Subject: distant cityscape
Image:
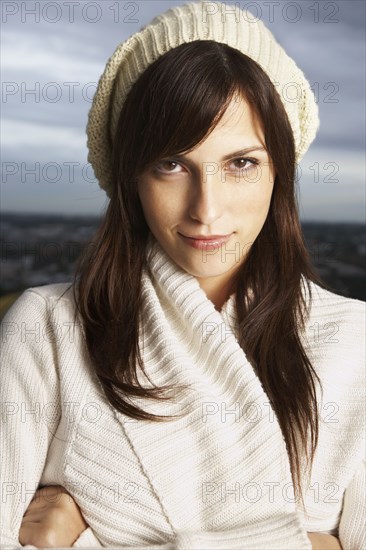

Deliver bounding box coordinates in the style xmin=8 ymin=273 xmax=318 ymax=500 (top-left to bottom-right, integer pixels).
xmin=0 ymin=213 xmax=365 ymax=319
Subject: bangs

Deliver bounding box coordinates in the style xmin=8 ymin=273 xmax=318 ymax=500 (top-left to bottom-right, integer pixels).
xmin=129 ymin=41 xmax=246 ymax=176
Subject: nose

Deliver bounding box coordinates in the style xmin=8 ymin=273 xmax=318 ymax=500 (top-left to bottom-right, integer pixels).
xmin=188 ymin=173 xmax=224 ymax=225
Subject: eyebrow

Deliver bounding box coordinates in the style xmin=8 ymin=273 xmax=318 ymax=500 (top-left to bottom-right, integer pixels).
xmin=173 ymin=146 xmax=266 ymax=162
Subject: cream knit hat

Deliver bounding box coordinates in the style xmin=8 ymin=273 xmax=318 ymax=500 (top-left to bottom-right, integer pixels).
xmin=87 ymin=0 xmax=319 ymax=198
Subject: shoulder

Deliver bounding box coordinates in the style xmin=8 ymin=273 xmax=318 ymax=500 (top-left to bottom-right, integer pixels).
xmin=302 ymin=276 xmax=365 ymax=315
xmin=25 ymin=281 xmax=75 ymax=303
xmin=0 ymin=281 xmax=93 ymax=400
xmin=0 ymin=282 xmax=80 ymax=350
xmin=300 ymin=278 xmax=365 ymax=386
xmin=302 ymin=282 xmax=366 ymax=465
xmin=1 ymin=282 xmax=76 ymax=321
xmin=302 ymin=277 xmax=365 ymax=335
xmin=0 ymin=284 xmax=77 ymax=396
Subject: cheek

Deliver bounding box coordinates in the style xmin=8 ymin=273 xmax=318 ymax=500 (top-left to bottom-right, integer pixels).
xmin=138 ymin=185 xmax=182 ymax=228
xmin=139 ymin=191 xmax=160 ymax=228
xmin=232 ymin=171 xmax=274 ymax=225
xmin=235 ymin=182 xmax=273 ymax=214
xmin=254 ymin=168 xmax=275 ymax=210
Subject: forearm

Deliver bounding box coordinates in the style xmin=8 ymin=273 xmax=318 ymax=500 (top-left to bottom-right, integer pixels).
xmin=307 ymin=532 xmax=342 ymax=549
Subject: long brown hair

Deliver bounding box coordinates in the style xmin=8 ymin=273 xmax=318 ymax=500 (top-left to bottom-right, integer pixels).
xmin=65 ymin=41 xmax=332 ymax=504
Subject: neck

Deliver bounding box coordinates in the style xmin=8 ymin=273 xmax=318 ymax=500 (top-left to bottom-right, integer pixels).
xmin=196 ymin=272 xmax=237 ymax=312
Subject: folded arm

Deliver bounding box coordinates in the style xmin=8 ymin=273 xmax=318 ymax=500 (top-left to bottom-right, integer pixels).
xmin=20 ymin=488 xmax=343 ymax=550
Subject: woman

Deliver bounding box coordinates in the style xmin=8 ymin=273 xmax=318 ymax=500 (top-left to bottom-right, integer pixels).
xmin=1 ymin=1 xmax=364 ymax=549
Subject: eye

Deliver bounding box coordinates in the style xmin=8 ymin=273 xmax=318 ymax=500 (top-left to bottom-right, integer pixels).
xmin=153 ymin=157 xmax=259 ymax=176
xmin=227 ymin=157 xmax=259 ymax=172
xmin=154 ymin=160 xmax=184 ymax=175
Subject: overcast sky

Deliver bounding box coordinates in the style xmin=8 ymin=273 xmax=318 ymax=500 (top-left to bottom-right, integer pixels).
xmin=2 ymin=0 xmax=365 ymax=221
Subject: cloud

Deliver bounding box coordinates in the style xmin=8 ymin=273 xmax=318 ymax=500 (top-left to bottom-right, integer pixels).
xmin=297 ymin=146 xmax=365 ymax=222
xmin=1 ymin=0 xmax=364 ymax=219
xmin=2 ymin=29 xmax=102 ymax=82
xmin=2 ymin=118 xmax=86 ymax=157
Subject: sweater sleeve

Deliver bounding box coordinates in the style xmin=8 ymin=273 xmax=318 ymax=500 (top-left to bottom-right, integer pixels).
xmin=338 ymin=457 xmax=366 ymax=550
xmin=17 ymin=514 xmax=311 ymax=549
xmin=70 ymin=512 xmax=311 ymax=549
xmin=0 ymin=289 xmax=62 ymax=548
xmin=173 ymin=513 xmax=312 ymax=549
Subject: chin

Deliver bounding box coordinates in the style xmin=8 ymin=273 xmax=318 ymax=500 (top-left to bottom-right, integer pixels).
xmin=180 ymin=257 xmax=237 ymax=278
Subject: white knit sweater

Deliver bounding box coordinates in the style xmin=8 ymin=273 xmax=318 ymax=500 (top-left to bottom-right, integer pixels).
xmin=1 ymin=238 xmax=365 ymax=550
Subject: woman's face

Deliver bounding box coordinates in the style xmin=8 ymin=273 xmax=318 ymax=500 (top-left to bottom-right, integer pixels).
xmin=137 ymin=95 xmax=276 ymax=301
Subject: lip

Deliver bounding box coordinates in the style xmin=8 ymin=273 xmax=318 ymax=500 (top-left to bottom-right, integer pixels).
xmin=181 ymin=233 xmax=231 ymax=240
xmin=178 ymin=232 xmax=232 ymax=250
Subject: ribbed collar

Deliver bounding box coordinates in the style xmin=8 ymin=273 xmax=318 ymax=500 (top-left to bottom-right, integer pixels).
xmin=143 ymin=235 xmax=314 ymax=341
xmin=144 ymin=234 xmax=238 ymax=339
xmin=111 ymin=234 xmax=297 ymax=532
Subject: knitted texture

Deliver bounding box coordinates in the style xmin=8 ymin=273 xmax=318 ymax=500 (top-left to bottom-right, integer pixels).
xmin=1 ymin=237 xmax=365 ymax=549
xmin=86 ymin=0 xmax=320 ymax=198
